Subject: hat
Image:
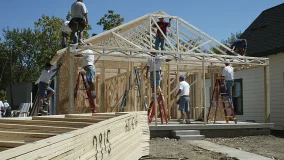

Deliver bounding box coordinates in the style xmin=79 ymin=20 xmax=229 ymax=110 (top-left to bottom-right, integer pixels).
xmin=179 ymin=75 xmax=186 ymax=80
xmin=45 ymin=63 xmax=53 ymax=67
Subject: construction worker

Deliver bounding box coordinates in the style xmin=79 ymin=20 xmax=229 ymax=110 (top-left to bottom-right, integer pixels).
xmin=38 ymin=63 xmax=59 ymax=113
xmin=62 ymin=21 xmax=77 ymax=48
xmin=152 ymin=17 xmax=171 ymax=51
xmin=75 ymin=43 xmax=96 ymax=98
xmin=3 ymin=100 xmax=9 ymax=117
xmin=175 ymin=75 xmax=191 ymax=124
xmin=222 ymin=63 xmax=234 ymax=104
xmin=69 ymin=0 xmax=89 ymax=45
xmin=0 ymin=100 xmax=4 ymax=118
xmin=230 ymin=39 xmax=247 ymax=56
xmin=146 ymin=52 xmax=171 ymax=98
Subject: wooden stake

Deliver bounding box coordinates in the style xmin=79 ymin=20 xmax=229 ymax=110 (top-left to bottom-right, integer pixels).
xmin=202 ymin=59 xmax=207 ymax=124
xmin=68 ymin=47 xmax=74 ymax=114
xmin=167 ymin=64 xmax=171 ymax=120
xmin=264 ymin=65 xmax=270 ymax=123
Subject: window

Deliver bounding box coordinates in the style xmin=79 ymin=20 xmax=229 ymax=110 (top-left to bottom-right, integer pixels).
xmin=232 ymin=78 xmax=243 ymax=115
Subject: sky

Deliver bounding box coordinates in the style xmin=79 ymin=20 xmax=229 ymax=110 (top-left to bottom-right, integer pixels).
xmin=0 ymin=0 xmax=283 ymax=41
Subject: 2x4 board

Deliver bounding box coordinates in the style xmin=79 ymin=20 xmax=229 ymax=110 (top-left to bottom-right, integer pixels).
xmin=0 ymin=112 xmax=149 ymax=160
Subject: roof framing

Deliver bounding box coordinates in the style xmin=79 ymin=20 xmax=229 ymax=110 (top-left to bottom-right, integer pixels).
xmin=62 ymin=10 xmax=269 ymax=67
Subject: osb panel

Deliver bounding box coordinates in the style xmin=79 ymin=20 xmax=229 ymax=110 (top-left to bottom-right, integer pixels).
xmin=57 ymin=55 xmax=81 ymax=114
xmin=105 ymin=72 xmax=127 ymax=112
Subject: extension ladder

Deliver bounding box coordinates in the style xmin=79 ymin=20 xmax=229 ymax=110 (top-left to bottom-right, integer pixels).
xmin=148 ymin=91 xmax=168 ymax=124
xmin=120 ymin=67 xmax=147 ymax=112
xmin=74 ymin=71 xmax=96 ymax=113
xmin=207 ymin=77 xmax=237 ymax=124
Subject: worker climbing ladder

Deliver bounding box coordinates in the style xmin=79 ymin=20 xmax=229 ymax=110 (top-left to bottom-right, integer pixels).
xmin=148 ymin=91 xmax=168 ymax=124
xmin=74 ymin=71 xmax=96 ymax=113
xmin=207 ymin=76 xmax=237 ymax=124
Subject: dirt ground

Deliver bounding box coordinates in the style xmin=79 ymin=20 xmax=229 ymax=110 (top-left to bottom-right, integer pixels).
xmin=140 ymin=138 xmax=238 ymax=160
xmin=206 ymin=135 xmax=284 ymax=160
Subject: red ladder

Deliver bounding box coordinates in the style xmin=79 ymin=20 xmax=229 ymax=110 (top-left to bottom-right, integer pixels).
xmin=207 ymin=77 xmax=237 ymax=124
xmin=148 ymin=92 xmax=168 ymax=124
xmin=74 ymin=71 xmax=96 ymax=113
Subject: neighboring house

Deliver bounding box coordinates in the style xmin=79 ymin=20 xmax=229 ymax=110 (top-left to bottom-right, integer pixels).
xmin=210 ymin=3 xmax=284 ymax=130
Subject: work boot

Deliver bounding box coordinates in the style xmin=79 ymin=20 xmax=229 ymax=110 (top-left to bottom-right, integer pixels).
xmin=78 ymin=39 xmax=85 ymax=46
xmin=91 ymin=91 xmax=96 ymax=99
xmin=179 ymin=119 xmax=186 ymax=124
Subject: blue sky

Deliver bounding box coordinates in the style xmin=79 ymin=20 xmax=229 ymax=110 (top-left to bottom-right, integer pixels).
xmin=0 ymin=0 xmax=283 ymax=41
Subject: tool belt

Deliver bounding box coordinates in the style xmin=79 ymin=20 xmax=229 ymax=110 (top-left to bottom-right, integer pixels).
xmin=68 ymin=18 xmax=86 ymax=31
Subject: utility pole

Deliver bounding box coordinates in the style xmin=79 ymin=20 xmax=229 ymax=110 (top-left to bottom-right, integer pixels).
xmin=10 ymin=49 xmax=14 ymax=109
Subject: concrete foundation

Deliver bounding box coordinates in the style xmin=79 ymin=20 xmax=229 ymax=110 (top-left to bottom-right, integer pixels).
xmin=150 ymin=121 xmax=273 ymax=138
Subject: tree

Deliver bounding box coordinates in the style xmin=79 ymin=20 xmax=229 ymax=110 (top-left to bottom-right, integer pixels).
xmin=97 ymin=10 xmax=124 ymax=31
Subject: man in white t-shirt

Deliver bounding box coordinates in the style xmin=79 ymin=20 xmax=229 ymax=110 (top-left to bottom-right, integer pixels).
xmin=222 ymin=63 xmax=234 ymax=103
xmin=75 ymin=43 xmax=96 ymax=98
xmin=0 ymin=101 xmax=4 ymax=118
xmin=62 ymin=21 xmax=77 ymax=48
xmin=146 ymin=52 xmax=171 ymax=97
xmin=175 ymin=75 xmax=191 ymax=124
xmin=69 ymin=0 xmax=89 ymax=45
xmin=38 ymin=63 xmax=59 ymax=113
xmin=3 ymin=100 xmax=9 ymax=116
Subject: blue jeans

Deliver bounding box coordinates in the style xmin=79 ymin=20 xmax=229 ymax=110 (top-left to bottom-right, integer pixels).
xmin=39 ymin=82 xmax=54 ymax=98
xmin=179 ymin=96 xmax=190 ymax=112
xmin=62 ymin=31 xmax=77 ymax=48
xmin=84 ymin=65 xmax=96 ymax=83
xmin=155 ymin=36 xmax=165 ymax=50
xmin=150 ymin=71 xmax=161 ymax=87
xmin=225 ymin=80 xmax=234 ymax=103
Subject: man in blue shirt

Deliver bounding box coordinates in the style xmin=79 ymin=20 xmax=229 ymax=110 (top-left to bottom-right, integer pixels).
xmin=231 ymin=39 xmax=247 ymax=56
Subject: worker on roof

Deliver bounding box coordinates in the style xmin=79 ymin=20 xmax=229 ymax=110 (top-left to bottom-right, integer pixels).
xmin=230 ymin=39 xmax=247 ymax=56
xmin=175 ymin=75 xmax=191 ymax=124
xmin=69 ymin=0 xmax=89 ymax=46
xmin=146 ymin=52 xmax=171 ymax=98
xmin=62 ymin=21 xmax=78 ymax=48
xmin=152 ymin=17 xmax=171 ymax=52
xmin=75 ymin=43 xmax=96 ymax=98
xmin=38 ymin=63 xmax=59 ymax=114
xmin=222 ymin=63 xmax=234 ymax=104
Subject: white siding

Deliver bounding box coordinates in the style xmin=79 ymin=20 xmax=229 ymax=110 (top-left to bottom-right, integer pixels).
xmin=269 ymin=53 xmax=284 ymax=130
xmin=236 ymin=53 xmax=284 ymax=130
xmin=235 ymin=68 xmax=265 ymax=123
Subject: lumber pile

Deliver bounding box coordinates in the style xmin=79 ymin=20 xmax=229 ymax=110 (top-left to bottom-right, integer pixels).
xmin=0 ymin=111 xmax=150 ymax=160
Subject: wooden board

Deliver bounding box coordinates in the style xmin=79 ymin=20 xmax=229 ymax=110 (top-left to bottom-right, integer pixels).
xmin=0 ymin=112 xmax=149 ymax=160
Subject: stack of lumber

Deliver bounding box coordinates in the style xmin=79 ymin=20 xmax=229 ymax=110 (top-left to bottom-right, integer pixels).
xmin=0 ymin=111 xmax=150 ymax=160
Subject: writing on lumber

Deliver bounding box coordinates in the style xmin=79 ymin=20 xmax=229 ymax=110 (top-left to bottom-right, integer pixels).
xmin=125 ymin=115 xmax=138 ymax=132
xmin=93 ymin=129 xmax=111 ymax=159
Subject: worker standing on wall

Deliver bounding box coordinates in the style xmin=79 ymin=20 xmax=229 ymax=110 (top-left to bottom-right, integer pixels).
xmin=152 ymin=17 xmax=171 ymax=51
xmin=75 ymin=43 xmax=96 ymax=98
xmin=222 ymin=63 xmax=234 ymax=104
xmin=69 ymin=0 xmax=89 ymax=45
xmin=175 ymin=75 xmax=191 ymax=124
xmin=61 ymin=21 xmax=78 ymax=48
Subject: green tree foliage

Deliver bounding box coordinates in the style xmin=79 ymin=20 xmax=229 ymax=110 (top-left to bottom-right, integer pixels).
xmin=97 ymin=10 xmax=124 ymax=31
xmin=211 ymin=31 xmax=242 ymax=54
